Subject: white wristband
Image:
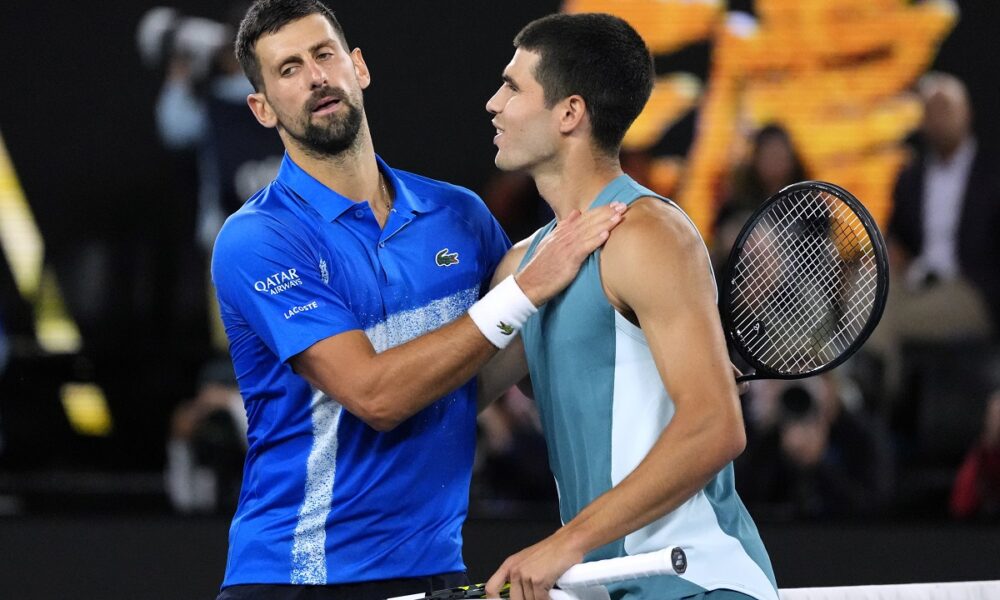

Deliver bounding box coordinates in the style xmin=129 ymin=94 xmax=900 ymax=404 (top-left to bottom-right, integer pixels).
xmin=468 ymin=275 xmax=538 ymax=349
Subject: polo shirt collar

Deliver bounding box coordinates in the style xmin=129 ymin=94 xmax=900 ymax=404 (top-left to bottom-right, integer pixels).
xmin=276 ymin=152 xmax=433 ymax=221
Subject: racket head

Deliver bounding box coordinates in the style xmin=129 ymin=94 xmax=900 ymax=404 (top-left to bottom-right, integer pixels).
xmin=719 ymin=180 xmax=889 ymax=380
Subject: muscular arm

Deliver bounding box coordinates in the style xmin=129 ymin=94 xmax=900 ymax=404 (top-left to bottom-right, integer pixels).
xmin=561 ymin=198 xmax=746 ymax=545
xmin=294 ymin=317 xmax=497 ymax=431
xmin=487 ymin=198 xmax=746 ymax=598
xmin=293 ymin=207 xmax=622 ymax=431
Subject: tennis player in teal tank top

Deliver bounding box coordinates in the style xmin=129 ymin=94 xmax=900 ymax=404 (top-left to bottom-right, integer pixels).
xmin=477 ymin=13 xmax=778 ymax=600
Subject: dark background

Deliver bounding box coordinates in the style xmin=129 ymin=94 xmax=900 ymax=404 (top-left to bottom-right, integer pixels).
xmin=0 ymin=0 xmax=569 ymax=471
xmin=1 ymin=1 xmax=999 ymax=596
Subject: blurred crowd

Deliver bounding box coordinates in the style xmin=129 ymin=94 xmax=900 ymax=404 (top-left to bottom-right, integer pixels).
xmin=0 ymin=8 xmax=998 ymax=526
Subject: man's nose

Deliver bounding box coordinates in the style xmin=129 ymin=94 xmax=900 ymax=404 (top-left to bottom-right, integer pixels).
xmin=485 ymin=88 xmax=502 ymax=115
xmin=307 ymin=60 xmax=327 ymax=88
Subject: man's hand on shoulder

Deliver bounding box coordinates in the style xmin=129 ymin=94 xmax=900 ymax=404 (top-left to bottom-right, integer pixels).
xmin=515 ymin=202 xmax=627 ymax=305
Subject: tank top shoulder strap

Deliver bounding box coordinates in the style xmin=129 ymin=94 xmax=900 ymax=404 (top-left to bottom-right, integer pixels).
xmin=519 ymin=175 xmax=677 ymax=269
xmin=596 ymin=174 xmax=674 ymax=208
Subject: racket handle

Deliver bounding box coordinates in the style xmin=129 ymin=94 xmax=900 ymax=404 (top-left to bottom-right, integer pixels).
xmin=556 ymin=546 xmax=681 ymax=589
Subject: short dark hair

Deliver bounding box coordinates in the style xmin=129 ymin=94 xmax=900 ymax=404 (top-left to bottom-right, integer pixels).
xmin=235 ymin=0 xmax=348 ymax=91
xmin=514 ymin=13 xmax=653 ymax=155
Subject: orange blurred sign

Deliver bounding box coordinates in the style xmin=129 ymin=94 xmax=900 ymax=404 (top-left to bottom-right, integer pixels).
xmin=564 ymin=0 xmax=957 ymax=236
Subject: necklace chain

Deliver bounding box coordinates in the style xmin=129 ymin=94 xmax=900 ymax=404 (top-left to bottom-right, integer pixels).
xmin=379 ymin=173 xmax=392 ymax=211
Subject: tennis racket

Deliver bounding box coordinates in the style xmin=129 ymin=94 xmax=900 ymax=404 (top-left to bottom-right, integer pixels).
xmin=386 ymin=546 xmax=686 ymax=599
xmin=720 ymin=180 xmax=888 ymax=382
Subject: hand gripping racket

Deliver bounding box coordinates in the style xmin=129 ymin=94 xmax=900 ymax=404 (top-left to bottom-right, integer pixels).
xmin=386 ymin=546 xmax=688 ymax=599
xmin=720 ymin=181 xmax=888 ymax=382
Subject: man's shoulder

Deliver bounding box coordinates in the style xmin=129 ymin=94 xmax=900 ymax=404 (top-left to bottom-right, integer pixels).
xmin=617 ymin=196 xmax=697 ymax=244
xmin=394 ymin=168 xmax=476 ymax=198
xmin=393 ymin=168 xmax=490 ymax=216
xmin=602 ymin=197 xmax=705 ymax=274
xmin=224 ymin=183 xmax=305 ymax=232
xmin=216 ymin=204 xmax=282 ymax=248
xmin=214 ymin=187 xmax=307 ymax=259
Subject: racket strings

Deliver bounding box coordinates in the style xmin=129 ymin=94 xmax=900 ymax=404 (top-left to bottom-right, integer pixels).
xmin=738 ymin=193 xmax=875 ymax=371
xmin=729 ymin=189 xmax=879 ymax=375
xmin=764 ymin=202 xmax=873 ymax=369
xmin=732 ymin=196 xmax=843 ymax=337
xmin=737 ymin=213 xmax=843 ymax=369
xmin=739 ymin=200 xmax=862 ymax=367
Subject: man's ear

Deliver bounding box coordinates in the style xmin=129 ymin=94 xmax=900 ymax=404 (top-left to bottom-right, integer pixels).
xmin=351 ymin=48 xmax=371 ymax=90
xmin=557 ymin=94 xmax=587 ymax=134
xmin=247 ymin=92 xmax=278 ymax=128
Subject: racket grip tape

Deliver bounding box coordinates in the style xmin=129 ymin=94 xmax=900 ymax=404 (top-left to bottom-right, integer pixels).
xmin=556 ymin=546 xmax=685 ymax=589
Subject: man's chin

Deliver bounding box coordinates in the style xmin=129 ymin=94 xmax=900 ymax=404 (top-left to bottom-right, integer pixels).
xmin=493 ymin=153 xmax=519 ymax=172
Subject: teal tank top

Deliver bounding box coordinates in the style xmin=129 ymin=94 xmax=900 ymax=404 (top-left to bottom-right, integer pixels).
xmin=519 ymin=175 xmax=777 ymax=600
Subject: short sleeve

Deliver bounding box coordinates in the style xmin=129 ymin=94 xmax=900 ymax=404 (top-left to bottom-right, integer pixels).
xmin=212 ymin=212 xmax=361 ymax=362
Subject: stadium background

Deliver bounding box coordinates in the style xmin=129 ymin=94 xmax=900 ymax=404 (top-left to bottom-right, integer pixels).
xmin=0 ymin=1 xmax=998 ymax=598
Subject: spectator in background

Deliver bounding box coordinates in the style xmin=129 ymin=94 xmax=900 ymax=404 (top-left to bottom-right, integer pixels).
xmin=146 ymin=5 xmax=287 ymax=359
xmin=712 ymin=124 xmax=808 ymax=279
xmin=736 ymin=373 xmax=895 ymax=520
xmin=865 ymin=72 xmax=1000 ymax=411
xmin=721 ymin=124 xmax=808 ymax=218
xmin=165 ymin=359 xmax=247 ymax=515
xmin=152 ymin=5 xmax=285 ymax=253
xmin=950 ymin=391 xmax=1000 ymax=519
xmin=884 ymin=72 xmax=1000 ymax=339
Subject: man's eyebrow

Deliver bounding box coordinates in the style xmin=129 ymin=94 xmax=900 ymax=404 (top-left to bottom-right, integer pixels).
xmin=309 ymin=38 xmax=337 ymax=54
xmin=276 ymin=39 xmax=338 ymax=69
xmin=502 ymin=73 xmax=519 ymax=87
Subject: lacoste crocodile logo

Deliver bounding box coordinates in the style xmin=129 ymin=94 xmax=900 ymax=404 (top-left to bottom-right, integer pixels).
xmin=497 ymin=321 xmax=515 ymax=336
xmin=435 ymin=248 xmax=460 ymax=267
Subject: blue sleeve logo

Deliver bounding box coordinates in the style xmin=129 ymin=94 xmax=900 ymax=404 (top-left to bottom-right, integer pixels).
xmin=254 ymin=268 xmax=303 ymax=295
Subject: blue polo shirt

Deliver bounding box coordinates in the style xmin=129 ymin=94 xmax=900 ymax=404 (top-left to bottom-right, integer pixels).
xmin=212 ymin=153 xmax=509 ymax=587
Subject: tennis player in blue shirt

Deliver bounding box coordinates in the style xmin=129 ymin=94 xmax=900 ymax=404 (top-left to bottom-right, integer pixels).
xmin=211 ymin=1 xmax=627 ymax=598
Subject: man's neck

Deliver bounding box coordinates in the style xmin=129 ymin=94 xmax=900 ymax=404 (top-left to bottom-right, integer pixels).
xmin=532 ymin=148 xmax=624 ymax=220
xmin=284 ymin=125 xmax=380 ymax=202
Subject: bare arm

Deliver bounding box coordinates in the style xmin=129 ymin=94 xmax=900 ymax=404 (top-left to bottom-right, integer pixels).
xmin=476 ymin=238 xmax=535 ymax=412
xmin=487 ymin=198 xmax=746 ymax=598
xmin=294 ymin=205 xmax=624 ymax=431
